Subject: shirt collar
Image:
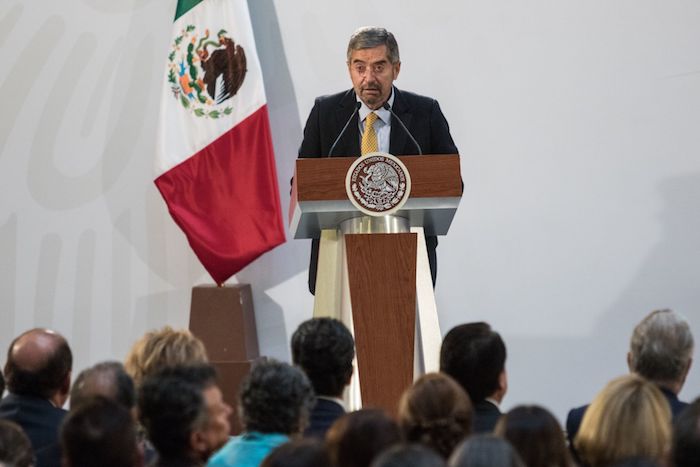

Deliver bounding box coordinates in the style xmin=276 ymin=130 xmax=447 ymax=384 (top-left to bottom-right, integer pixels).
xmin=357 ymin=87 xmax=394 ymax=124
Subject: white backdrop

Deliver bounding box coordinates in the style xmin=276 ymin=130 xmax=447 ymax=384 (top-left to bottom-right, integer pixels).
xmin=1 ymin=0 xmax=699 ymax=423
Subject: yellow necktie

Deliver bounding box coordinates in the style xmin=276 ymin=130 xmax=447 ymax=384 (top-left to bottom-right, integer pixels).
xmin=361 ymin=112 xmax=379 ymax=156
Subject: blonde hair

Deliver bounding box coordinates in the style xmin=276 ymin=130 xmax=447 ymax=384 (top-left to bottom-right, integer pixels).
xmin=574 ymin=374 xmax=671 ymax=467
xmin=124 ymin=326 xmax=208 ymax=388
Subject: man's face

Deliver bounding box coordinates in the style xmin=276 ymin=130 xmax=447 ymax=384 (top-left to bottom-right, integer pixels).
xmin=348 ymin=45 xmax=400 ymax=110
xmin=194 ymin=385 xmax=232 ymax=459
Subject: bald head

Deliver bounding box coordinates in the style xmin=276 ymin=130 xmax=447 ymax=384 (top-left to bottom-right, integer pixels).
xmin=4 ymin=328 xmax=72 ymax=401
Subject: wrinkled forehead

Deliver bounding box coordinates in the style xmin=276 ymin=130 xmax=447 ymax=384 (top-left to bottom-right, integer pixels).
xmin=348 ymin=45 xmax=391 ymax=65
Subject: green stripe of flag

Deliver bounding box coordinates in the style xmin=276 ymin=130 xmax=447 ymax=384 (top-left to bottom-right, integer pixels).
xmin=174 ymin=0 xmax=204 ymax=21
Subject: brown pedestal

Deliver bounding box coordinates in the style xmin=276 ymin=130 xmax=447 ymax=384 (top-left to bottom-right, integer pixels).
xmin=190 ymin=284 xmax=259 ymax=434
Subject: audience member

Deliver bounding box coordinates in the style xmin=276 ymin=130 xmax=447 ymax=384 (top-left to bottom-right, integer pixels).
xmin=61 ymin=396 xmax=142 ymax=467
xmin=574 ymin=374 xmax=671 ymax=467
xmin=70 ymin=361 xmax=135 ymax=411
xmin=0 ymin=370 xmax=4 ymax=397
xmin=261 ymin=438 xmax=330 ymax=467
xmin=398 ymin=373 xmax=473 ymax=458
xmin=208 ymin=359 xmax=315 ymax=467
xmin=326 ymin=409 xmax=401 ymax=467
xmin=672 ymin=397 xmax=700 ymax=467
xmin=371 ymin=444 xmax=446 ymax=467
xmin=448 ymin=435 xmax=525 ymax=467
xmin=139 ymin=364 xmax=231 ymax=467
xmin=0 ymin=328 xmax=72 ymax=467
xmin=440 ymin=322 xmax=507 ymax=433
xmin=567 ymin=309 xmax=693 ymax=446
xmin=494 ymin=405 xmax=572 ymax=467
xmin=0 ymin=419 xmax=34 ymax=467
xmin=291 ymin=318 xmax=355 ymax=438
xmin=124 ymin=326 xmax=208 ymax=388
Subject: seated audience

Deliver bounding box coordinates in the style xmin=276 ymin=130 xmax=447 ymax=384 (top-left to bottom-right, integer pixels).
xmin=440 ymin=322 xmax=507 ymax=433
xmin=370 ymin=444 xmax=446 ymax=467
xmin=291 ymin=318 xmax=355 ymax=438
xmin=0 ymin=328 xmax=72 ymax=467
xmin=139 ymin=364 xmax=231 ymax=467
xmin=567 ymin=309 xmax=693 ymax=448
xmin=0 ymin=369 xmax=4 ymax=397
xmin=124 ymin=326 xmax=208 ymax=388
xmin=0 ymin=419 xmax=34 ymax=467
xmin=494 ymin=405 xmax=572 ymax=467
xmin=326 ymin=409 xmax=401 ymax=467
xmin=61 ymin=396 xmax=142 ymax=467
xmin=261 ymin=439 xmax=330 ymax=467
xmin=448 ymin=435 xmax=525 ymax=467
xmin=70 ymin=361 xmax=135 ymax=411
xmin=574 ymin=374 xmax=671 ymax=467
xmin=208 ymin=359 xmax=315 ymax=467
xmin=672 ymin=397 xmax=700 ymax=467
xmin=398 ymin=373 xmax=473 ymax=458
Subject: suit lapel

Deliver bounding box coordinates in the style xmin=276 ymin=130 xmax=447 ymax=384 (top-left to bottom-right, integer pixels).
xmin=333 ymin=90 xmax=361 ymax=157
xmin=389 ymin=87 xmax=413 ymax=155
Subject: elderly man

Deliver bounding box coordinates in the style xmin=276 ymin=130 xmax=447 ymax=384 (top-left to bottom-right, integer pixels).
xmin=0 ymin=328 xmax=72 ymax=467
xmin=566 ymin=309 xmax=694 ymax=447
xmin=299 ymin=26 xmax=459 ymax=294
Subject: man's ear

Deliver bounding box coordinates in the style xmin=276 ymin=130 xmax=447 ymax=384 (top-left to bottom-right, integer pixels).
xmin=627 ymin=352 xmax=633 ymax=372
xmin=392 ymin=61 xmax=401 ymax=80
xmin=61 ymin=371 xmax=71 ymax=396
xmin=190 ymin=429 xmax=206 ymax=455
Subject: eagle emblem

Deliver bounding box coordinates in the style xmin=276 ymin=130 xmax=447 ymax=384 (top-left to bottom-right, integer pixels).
xmin=345 ymin=152 xmax=412 ymax=216
xmin=167 ymin=26 xmax=248 ymax=118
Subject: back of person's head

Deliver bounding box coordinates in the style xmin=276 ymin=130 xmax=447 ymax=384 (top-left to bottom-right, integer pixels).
xmin=326 ymin=409 xmax=401 ymax=467
xmin=70 ymin=361 xmax=135 ymax=410
xmin=398 ymin=373 xmax=473 ymax=458
xmin=371 ymin=444 xmax=446 ymax=467
xmin=0 ymin=420 xmax=34 ymax=467
xmin=628 ymin=309 xmax=693 ymax=389
xmin=124 ymin=326 xmax=208 ymax=388
xmin=4 ymin=328 xmax=72 ymax=400
xmin=440 ymin=322 xmax=506 ymax=403
xmin=574 ymin=374 xmax=671 ymax=467
xmin=291 ymin=318 xmax=354 ymax=398
xmin=673 ymin=397 xmax=700 ymax=467
xmin=448 ymin=435 xmax=525 ymax=467
xmin=61 ymin=396 xmax=140 ymax=467
xmin=0 ymin=370 xmax=4 ymax=397
xmin=138 ymin=363 xmax=227 ymax=462
xmin=239 ymin=358 xmax=315 ymax=435
xmin=261 ymin=439 xmax=330 ymax=467
xmin=494 ymin=405 xmax=572 ymax=467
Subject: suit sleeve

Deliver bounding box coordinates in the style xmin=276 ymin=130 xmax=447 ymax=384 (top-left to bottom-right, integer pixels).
xmin=430 ymin=99 xmax=459 ymax=154
xmin=298 ymin=98 xmax=323 ymax=158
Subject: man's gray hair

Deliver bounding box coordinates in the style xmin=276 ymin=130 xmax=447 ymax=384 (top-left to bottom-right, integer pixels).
xmin=347 ymin=27 xmax=400 ymax=64
xmin=629 ymin=309 xmax=694 ymax=383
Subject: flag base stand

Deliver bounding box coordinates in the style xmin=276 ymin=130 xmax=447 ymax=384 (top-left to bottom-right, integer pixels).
xmin=189 ymin=284 xmax=259 ymax=434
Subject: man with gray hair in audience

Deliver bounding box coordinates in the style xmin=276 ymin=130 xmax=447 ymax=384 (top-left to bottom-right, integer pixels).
xmin=566 ymin=308 xmax=694 ymax=447
xmin=70 ymin=361 xmax=136 ymax=412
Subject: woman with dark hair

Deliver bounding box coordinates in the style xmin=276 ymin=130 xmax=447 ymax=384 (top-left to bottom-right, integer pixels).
xmin=261 ymin=439 xmax=330 ymax=467
xmin=449 ymin=435 xmax=524 ymax=467
xmin=494 ymin=405 xmax=572 ymax=467
xmin=398 ymin=373 xmax=473 ymax=459
xmin=326 ymin=409 xmax=401 ymax=467
xmin=371 ymin=444 xmax=446 ymax=467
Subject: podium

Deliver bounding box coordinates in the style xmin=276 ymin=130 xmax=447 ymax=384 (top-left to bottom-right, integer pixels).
xmin=290 ymin=154 xmax=462 ymax=414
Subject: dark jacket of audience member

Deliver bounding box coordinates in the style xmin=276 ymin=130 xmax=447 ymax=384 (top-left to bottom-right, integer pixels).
xmin=398 ymin=373 xmax=473 ymax=459
xmin=672 ymin=397 xmax=700 ymax=467
xmin=448 ymin=435 xmax=525 ymax=467
xmin=0 ymin=419 xmax=34 ymax=467
xmin=291 ymin=318 xmax=354 ymax=439
xmin=61 ymin=396 xmax=142 ymax=467
xmin=326 ymin=409 xmax=401 ymax=467
xmin=440 ymin=322 xmax=507 ymax=433
xmin=494 ymin=405 xmax=572 ymax=467
xmin=261 ymin=439 xmax=330 ymax=467
xmin=370 ymin=444 xmax=446 ymax=467
xmin=139 ymin=364 xmax=232 ymax=467
xmin=0 ymin=328 xmax=72 ymax=467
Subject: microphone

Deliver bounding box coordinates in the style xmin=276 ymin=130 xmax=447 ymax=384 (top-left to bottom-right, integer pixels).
xmin=382 ymin=102 xmax=423 ymax=155
xmin=328 ymin=102 xmax=362 ymax=157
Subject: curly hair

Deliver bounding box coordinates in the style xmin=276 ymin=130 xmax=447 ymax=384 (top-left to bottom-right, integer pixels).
xmin=291 ymin=318 xmax=354 ymax=397
xmin=399 ymin=373 xmax=473 ymax=459
xmin=239 ymin=359 xmax=315 ymax=434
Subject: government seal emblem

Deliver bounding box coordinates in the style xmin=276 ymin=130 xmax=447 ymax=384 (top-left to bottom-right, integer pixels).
xmin=345 ymin=152 xmax=412 ymax=216
xmin=167 ymin=26 xmax=247 ymax=118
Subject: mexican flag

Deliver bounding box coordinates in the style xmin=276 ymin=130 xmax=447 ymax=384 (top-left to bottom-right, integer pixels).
xmin=155 ymin=0 xmax=285 ymax=284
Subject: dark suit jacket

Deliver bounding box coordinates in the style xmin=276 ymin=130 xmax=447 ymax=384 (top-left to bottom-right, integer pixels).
xmin=0 ymin=393 xmax=66 ymax=467
xmin=473 ymin=399 xmax=502 ymax=433
xmin=304 ymin=397 xmax=345 ymax=439
xmin=298 ymin=87 xmax=459 ymax=294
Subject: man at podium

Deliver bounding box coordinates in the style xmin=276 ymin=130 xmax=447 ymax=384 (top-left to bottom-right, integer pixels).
xmin=299 ymin=26 xmax=459 ymax=294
